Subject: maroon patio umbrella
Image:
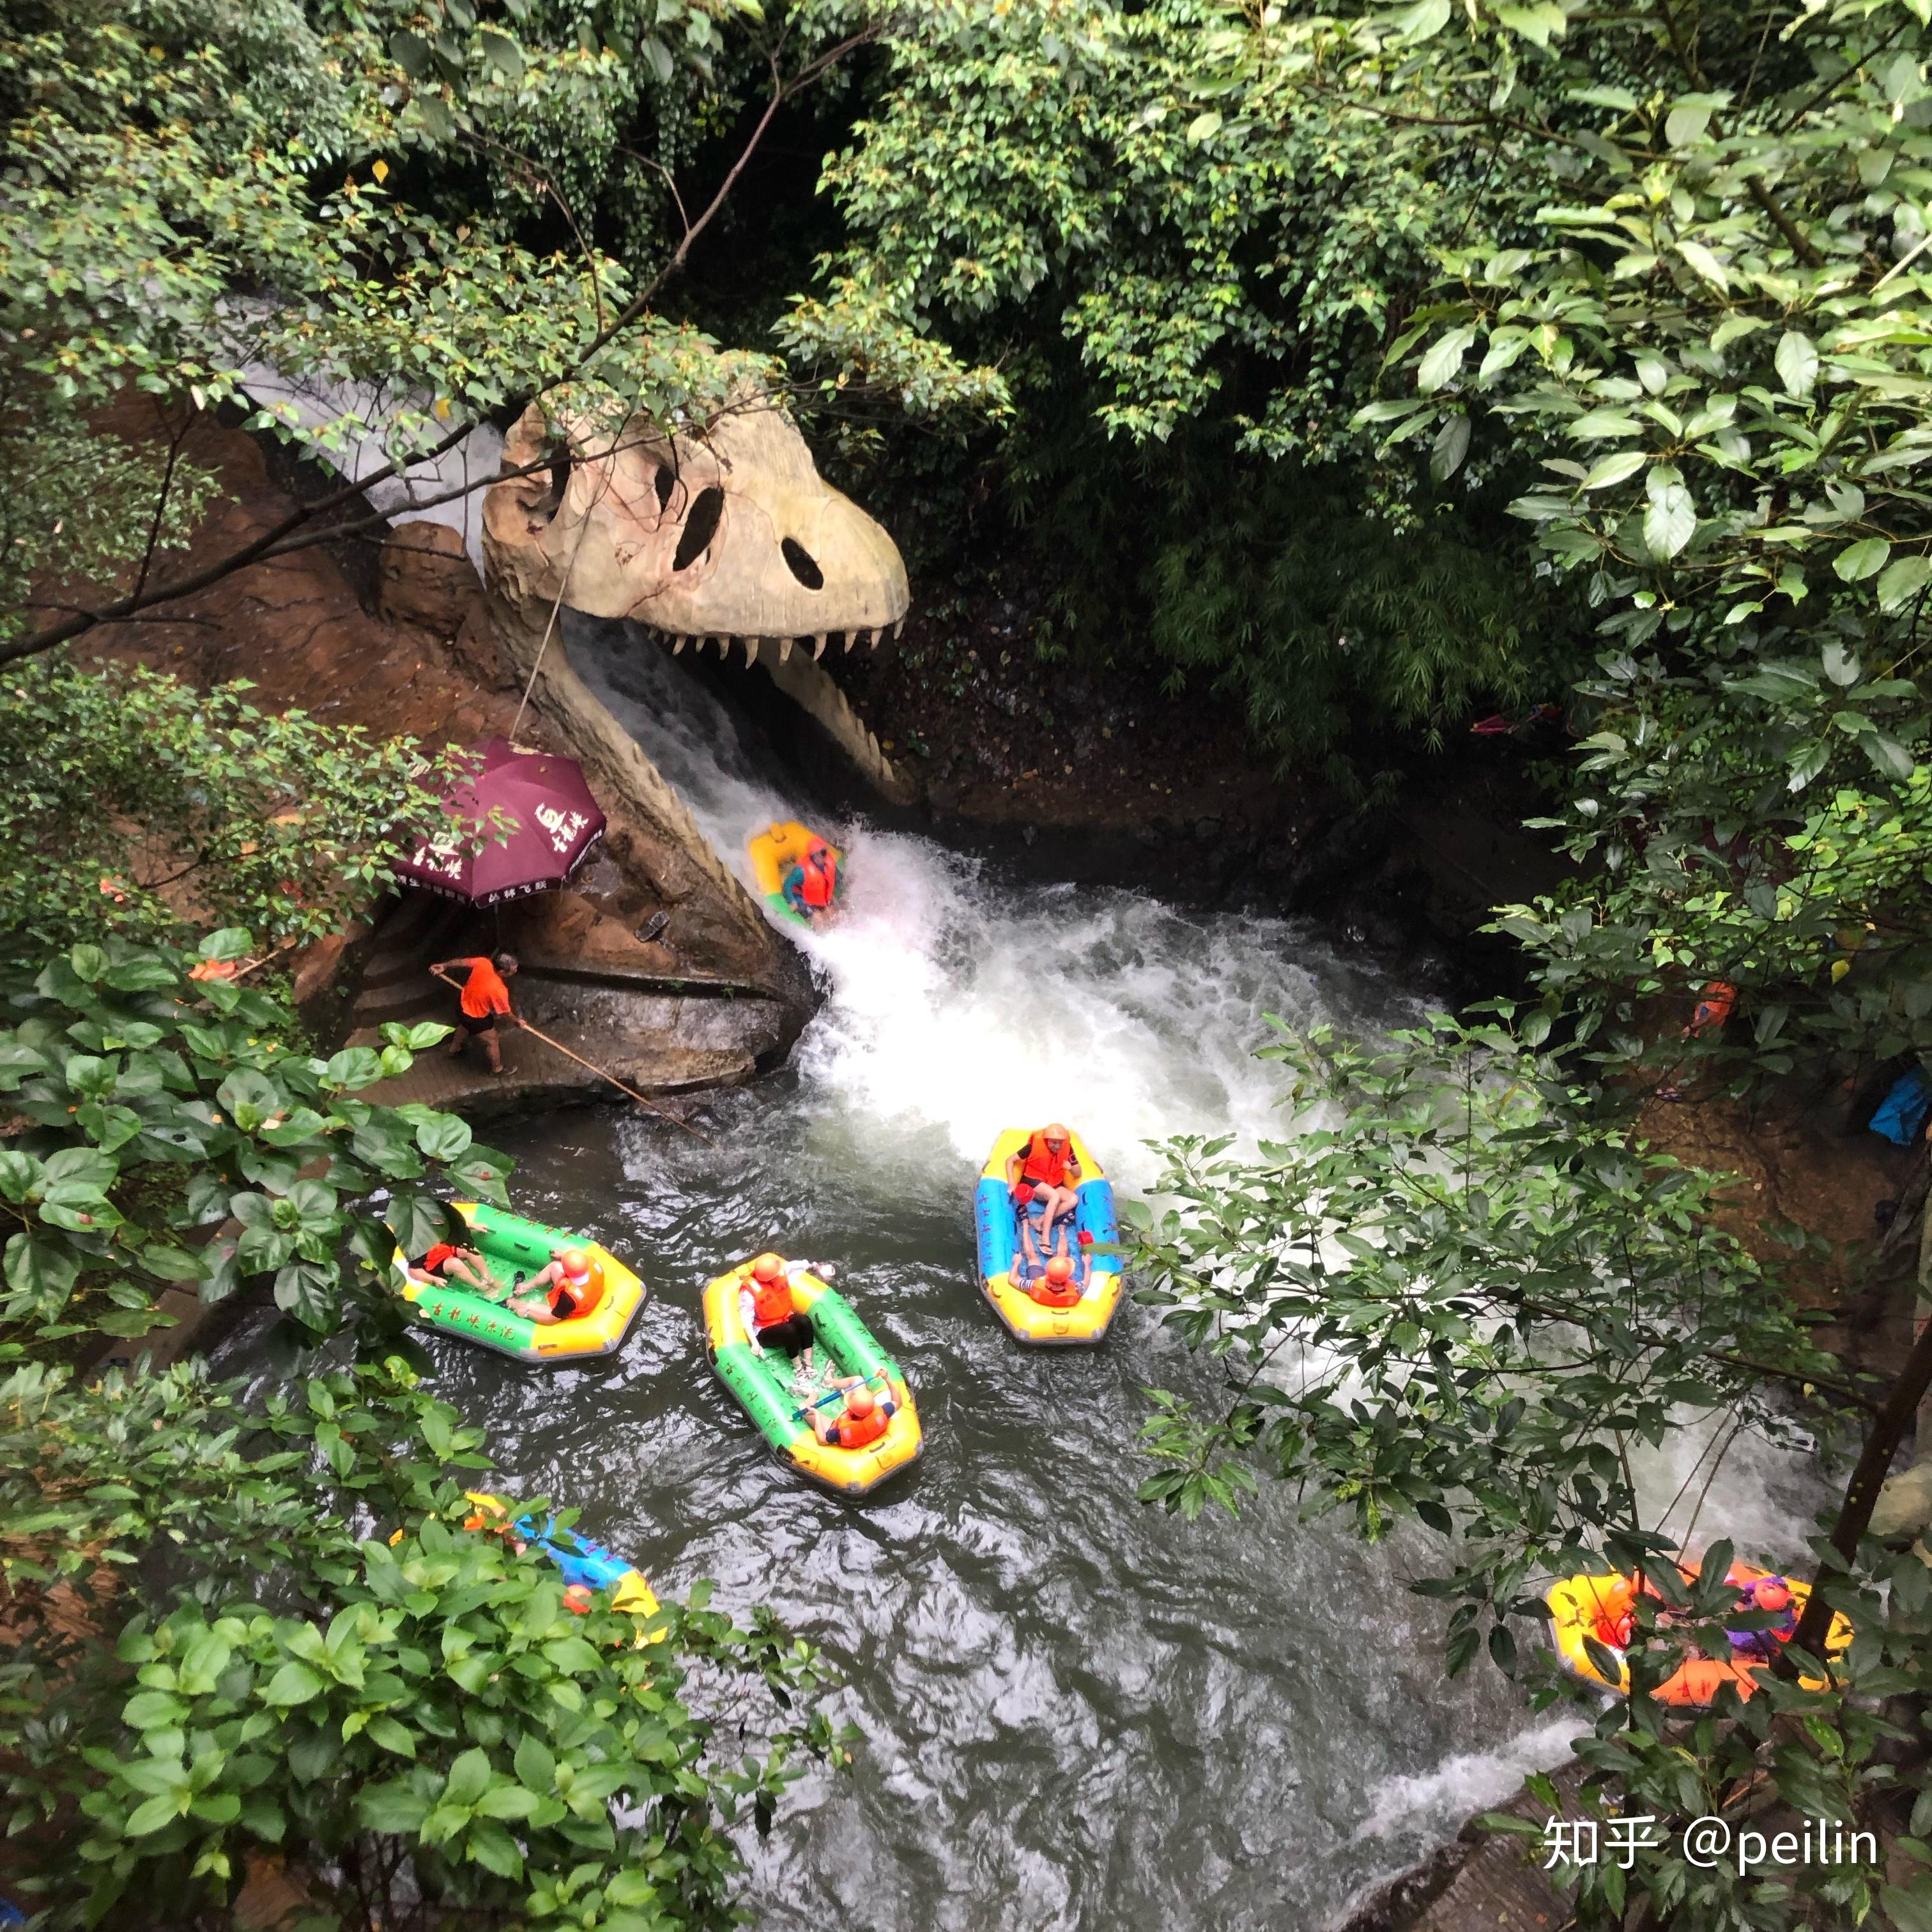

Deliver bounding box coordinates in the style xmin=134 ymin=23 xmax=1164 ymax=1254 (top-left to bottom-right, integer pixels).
xmin=392 ymin=737 xmax=606 ymax=905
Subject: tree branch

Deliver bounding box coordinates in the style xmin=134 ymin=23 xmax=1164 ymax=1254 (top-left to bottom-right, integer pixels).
xmin=1784 ymin=1311 xmax=1932 ymax=1662
xmin=8 ymin=24 xmax=878 ymax=669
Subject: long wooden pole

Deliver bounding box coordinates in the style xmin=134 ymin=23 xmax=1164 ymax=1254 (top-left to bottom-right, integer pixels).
xmin=431 ymin=968 xmax=710 ymax=1145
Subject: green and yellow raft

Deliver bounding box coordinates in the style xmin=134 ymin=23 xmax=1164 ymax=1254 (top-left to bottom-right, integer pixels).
xmin=701 ymin=1259 xmax=921 ymax=1496
xmin=392 ymin=1202 xmax=647 ymax=1364
xmin=747 ymin=819 xmax=843 ymax=930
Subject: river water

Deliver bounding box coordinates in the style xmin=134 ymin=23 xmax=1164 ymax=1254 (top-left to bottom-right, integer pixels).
xmin=362 ymin=624 xmax=1824 ymax=1929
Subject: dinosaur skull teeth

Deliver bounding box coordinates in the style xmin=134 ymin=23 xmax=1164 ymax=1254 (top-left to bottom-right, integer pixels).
xmin=812 ymin=632 xmax=827 ymax=659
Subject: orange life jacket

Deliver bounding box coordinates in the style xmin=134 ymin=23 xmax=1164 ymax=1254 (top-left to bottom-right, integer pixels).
xmin=1688 ymin=980 xmax=1737 ymax=1033
xmin=750 ymin=1267 xmax=794 ymax=1328
xmin=801 ymin=850 xmax=838 ymax=908
xmin=836 ymin=1404 xmax=888 ymax=1449
xmin=549 ymin=1257 xmax=604 ymax=1321
xmin=1020 ymin=1134 xmax=1072 ymax=1187
xmin=1031 ymin=1275 xmax=1082 ymax=1308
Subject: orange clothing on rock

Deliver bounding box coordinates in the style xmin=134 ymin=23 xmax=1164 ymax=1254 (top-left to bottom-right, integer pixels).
xmin=1687 ymin=981 xmax=1737 ymax=1034
xmin=457 ymin=957 xmax=512 ymax=1020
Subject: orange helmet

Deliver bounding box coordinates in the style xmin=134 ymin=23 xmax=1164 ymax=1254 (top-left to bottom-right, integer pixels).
xmin=1046 ymin=1255 xmax=1075 ymax=1283
xmin=1045 ymin=1121 xmax=1070 ymax=1143
xmin=560 ymin=1247 xmax=590 ymax=1280
xmin=1755 ymin=1581 xmax=1791 ymax=1613
xmin=752 ymin=1253 xmax=785 ymax=1283
xmin=847 ymin=1387 xmax=876 ymax=1418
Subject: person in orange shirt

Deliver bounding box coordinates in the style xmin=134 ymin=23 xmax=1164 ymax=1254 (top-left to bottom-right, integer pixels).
xmin=431 ymin=951 xmax=521 ymax=1073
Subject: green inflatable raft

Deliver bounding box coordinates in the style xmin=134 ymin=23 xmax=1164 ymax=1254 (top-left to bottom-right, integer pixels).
xmin=702 ymin=1258 xmax=921 ymax=1495
xmin=392 ymin=1202 xmax=647 ymax=1364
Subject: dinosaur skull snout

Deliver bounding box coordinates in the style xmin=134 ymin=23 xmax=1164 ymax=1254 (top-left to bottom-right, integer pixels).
xmin=482 ymin=388 xmax=909 ymax=658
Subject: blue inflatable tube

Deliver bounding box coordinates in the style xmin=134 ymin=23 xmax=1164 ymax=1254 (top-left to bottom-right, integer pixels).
xmin=974 ymin=1176 xmax=1122 ymax=1280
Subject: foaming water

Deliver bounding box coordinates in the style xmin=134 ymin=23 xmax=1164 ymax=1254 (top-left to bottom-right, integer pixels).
xmin=565 ymin=616 xmax=1392 ymax=1179
xmin=343 ymin=622 xmax=1828 ymax=1928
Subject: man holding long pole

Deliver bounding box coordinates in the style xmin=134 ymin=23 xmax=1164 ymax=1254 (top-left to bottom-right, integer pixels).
xmin=431 ymin=950 xmax=521 ymax=1075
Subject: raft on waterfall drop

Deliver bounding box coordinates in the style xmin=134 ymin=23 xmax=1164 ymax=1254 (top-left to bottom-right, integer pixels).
xmin=975 ymin=1128 xmax=1124 ymax=1345
xmin=702 ymin=1257 xmax=921 ymax=1496
xmin=748 ymin=819 xmax=843 ymax=928
xmin=1547 ymin=1557 xmax=1853 ymax=1707
xmin=393 ymin=1203 xmax=647 ymax=1363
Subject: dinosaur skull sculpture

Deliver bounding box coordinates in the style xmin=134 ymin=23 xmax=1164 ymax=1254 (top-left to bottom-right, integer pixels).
xmin=482 ymin=388 xmax=909 ymax=662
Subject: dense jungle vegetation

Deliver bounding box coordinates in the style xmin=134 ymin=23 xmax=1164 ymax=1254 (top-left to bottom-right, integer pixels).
xmin=12 ymin=0 xmax=1932 ymax=1926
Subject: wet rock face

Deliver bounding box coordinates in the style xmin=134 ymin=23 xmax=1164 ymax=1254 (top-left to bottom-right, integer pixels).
xmin=376 ymin=523 xmax=478 ymax=640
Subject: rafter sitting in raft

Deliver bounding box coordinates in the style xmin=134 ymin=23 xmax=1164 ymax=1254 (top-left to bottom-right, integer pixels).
xmin=748 ymin=820 xmax=843 ymax=930
xmin=1547 ymin=1556 xmax=1852 ymax=1707
xmin=975 ymin=1127 xmax=1124 ymax=1346
xmin=702 ymin=1254 xmax=921 ymax=1496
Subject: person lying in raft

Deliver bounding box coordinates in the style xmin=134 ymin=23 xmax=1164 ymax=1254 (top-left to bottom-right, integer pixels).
xmin=507 ymin=1247 xmax=606 ymax=1325
xmin=1034 ymin=1254 xmax=1085 ymax=1306
xmin=411 ymin=1241 xmax=508 ymax=1297
xmin=808 ymin=1377 xmax=898 ymax=1451
xmin=1016 ymin=1185 xmax=1094 ymax=1284
xmin=741 ymin=1251 xmax=820 ymax=1372
xmin=780 ymin=839 xmax=840 ymax=926
xmin=1007 ymin=1123 xmax=1081 ymax=1238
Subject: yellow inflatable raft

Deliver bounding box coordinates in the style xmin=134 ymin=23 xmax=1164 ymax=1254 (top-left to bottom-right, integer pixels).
xmin=702 ymin=1259 xmax=921 ymax=1496
xmin=1548 ymin=1558 xmax=1852 ymax=1706
xmin=974 ymin=1128 xmax=1124 ymax=1344
xmin=748 ymin=819 xmax=843 ymax=928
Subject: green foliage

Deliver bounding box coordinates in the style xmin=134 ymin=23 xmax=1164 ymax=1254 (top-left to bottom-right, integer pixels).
xmin=0 ymin=661 xmax=468 ymax=967
xmin=786 ymin=0 xmax=1577 ymax=762
xmin=0 ymin=928 xmax=510 ymax=1360
xmin=0 ymin=0 xmax=852 ymax=655
xmin=1126 ymin=1013 xmax=1927 ymax=1928
xmin=1129 ymin=1013 xmax=1853 ymax=1630
xmin=786 ymin=0 xmax=1468 ymax=455
xmin=3 ymin=1357 xmax=842 ymax=1931
xmin=1008 ymin=420 xmax=1557 ymax=770
xmin=1493 ymin=640 xmax=1932 ymax=1095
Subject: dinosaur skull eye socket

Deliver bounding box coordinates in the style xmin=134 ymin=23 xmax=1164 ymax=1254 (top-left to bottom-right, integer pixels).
xmin=652 ymin=465 xmax=675 ymax=514
xmin=781 ymin=538 xmax=824 ymax=590
xmin=672 ymin=486 xmax=724 ymax=572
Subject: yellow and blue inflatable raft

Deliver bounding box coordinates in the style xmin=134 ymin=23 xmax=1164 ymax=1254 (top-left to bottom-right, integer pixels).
xmin=392 ymin=1203 xmax=646 ymax=1363
xmin=462 ymin=1492 xmax=660 ymax=1618
xmin=702 ymin=1259 xmax=921 ymax=1496
xmin=974 ymin=1128 xmax=1123 ymax=1345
